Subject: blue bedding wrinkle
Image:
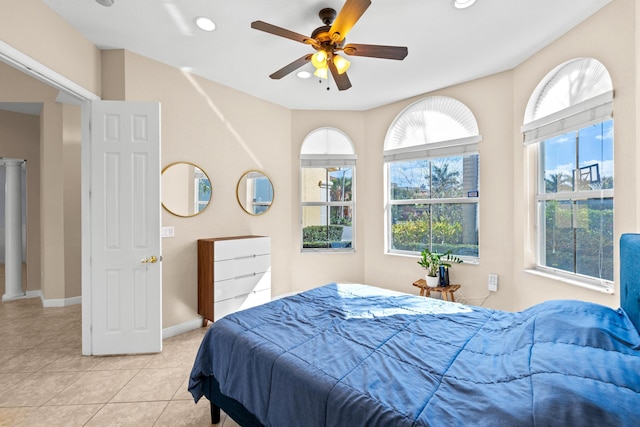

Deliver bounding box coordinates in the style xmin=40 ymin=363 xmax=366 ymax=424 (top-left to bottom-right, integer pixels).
xmin=189 ymin=283 xmax=640 ymax=427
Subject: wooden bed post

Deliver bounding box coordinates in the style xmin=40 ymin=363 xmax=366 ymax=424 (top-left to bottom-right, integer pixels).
xmin=620 ymin=234 xmax=640 ymax=333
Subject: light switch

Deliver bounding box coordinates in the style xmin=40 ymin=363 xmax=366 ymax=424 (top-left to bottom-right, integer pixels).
xmin=161 ymin=226 xmax=175 ymax=238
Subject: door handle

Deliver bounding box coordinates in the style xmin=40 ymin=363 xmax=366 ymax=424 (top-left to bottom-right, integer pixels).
xmin=141 ymin=255 xmax=160 ymax=264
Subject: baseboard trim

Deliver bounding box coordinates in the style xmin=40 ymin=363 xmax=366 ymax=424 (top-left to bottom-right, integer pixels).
xmin=42 ymin=294 xmax=82 ymax=307
xmin=162 ymin=317 xmax=204 ymax=339
xmin=25 ymin=290 xmax=42 ymax=299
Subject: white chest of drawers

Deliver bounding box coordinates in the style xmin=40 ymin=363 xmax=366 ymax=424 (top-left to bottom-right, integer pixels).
xmin=198 ymin=235 xmax=271 ymax=324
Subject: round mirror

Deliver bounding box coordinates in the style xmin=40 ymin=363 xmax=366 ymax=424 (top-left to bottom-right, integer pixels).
xmin=161 ymin=162 xmax=212 ymax=217
xmin=236 ymin=170 xmax=274 ymax=215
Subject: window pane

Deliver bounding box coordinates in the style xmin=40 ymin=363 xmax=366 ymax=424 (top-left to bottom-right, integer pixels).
xmin=302 ymin=168 xmax=329 ymax=203
xmin=390 ymin=204 xmax=431 ymax=252
xmin=541 ymin=199 xmax=575 ymax=273
xmin=575 ymin=198 xmax=614 ymax=280
xmin=389 ymin=155 xmax=479 ymax=200
xmin=431 ymin=157 xmax=464 ymax=198
xmin=328 ymin=168 xmax=353 ymax=202
xmin=542 ymin=132 xmax=576 ymax=193
xmin=542 ymin=120 xmax=614 ymax=194
xmin=302 ymin=206 xmax=352 ymax=249
xmin=577 ymin=120 xmax=613 ymax=190
xmin=302 ymin=167 xmax=353 ymax=203
xmin=390 ymin=203 xmax=478 ymax=257
xmin=389 ymin=160 xmax=430 ymax=200
xmin=540 ymin=198 xmax=613 ymax=281
xmin=432 ymin=203 xmax=478 ymax=257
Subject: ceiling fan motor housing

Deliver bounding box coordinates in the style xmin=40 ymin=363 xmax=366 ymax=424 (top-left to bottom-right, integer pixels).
xmin=319 ymin=8 xmax=337 ymax=25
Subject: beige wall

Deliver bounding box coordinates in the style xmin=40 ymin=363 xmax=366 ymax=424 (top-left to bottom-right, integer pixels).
xmin=0 ymin=0 xmax=101 ymax=96
xmin=63 ymin=104 xmax=82 ymax=298
xmin=1 ymin=0 xmax=635 ymax=328
xmin=39 ymin=102 xmax=65 ymax=300
xmin=357 ymin=71 xmax=516 ymax=308
xmin=101 ymin=50 xmax=294 ymax=327
xmin=0 ymin=110 xmax=41 ymax=293
xmin=290 ymin=111 xmax=367 ymax=290
xmin=509 ymin=0 xmax=634 ymax=310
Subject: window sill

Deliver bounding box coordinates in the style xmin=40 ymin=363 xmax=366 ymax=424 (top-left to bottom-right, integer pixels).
xmin=524 ymin=268 xmax=614 ymax=294
xmin=301 ymin=248 xmax=355 ymax=254
xmin=386 ymin=249 xmax=479 ymax=265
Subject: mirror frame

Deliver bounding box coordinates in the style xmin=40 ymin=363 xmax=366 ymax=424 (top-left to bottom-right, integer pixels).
xmin=161 ymin=161 xmax=212 ymax=217
xmin=236 ymin=170 xmax=274 ymax=216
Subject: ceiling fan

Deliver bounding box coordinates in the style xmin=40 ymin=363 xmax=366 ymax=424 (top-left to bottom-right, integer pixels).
xmin=251 ymin=0 xmax=408 ymax=91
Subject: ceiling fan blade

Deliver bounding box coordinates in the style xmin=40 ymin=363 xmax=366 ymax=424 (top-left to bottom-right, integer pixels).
xmin=328 ymin=60 xmax=352 ymax=91
xmin=342 ymin=43 xmax=408 ymax=60
xmin=329 ymin=0 xmax=371 ymax=43
xmin=269 ymin=55 xmax=312 ymax=80
xmin=251 ymin=21 xmax=313 ymax=45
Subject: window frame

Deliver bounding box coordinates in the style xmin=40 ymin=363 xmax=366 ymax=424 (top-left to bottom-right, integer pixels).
xmin=385 ymin=154 xmax=480 ymax=262
xmin=300 ymin=128 xmax=356 ymax=253
xmin=534 ymin=123 xmax=614 ymax=290
xmin=523 ymin=58 xmax=614 ymax=292
xmin=383 ymin=96 xmax=481 ymax=261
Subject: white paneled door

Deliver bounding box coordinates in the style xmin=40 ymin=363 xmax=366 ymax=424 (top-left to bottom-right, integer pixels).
xmin=89 ymin=101 xmax=162 ymax=355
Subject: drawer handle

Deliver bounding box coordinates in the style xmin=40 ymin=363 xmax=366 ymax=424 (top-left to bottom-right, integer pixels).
xmin=234 ymin=254 xmax=257 ymax=260
xmin=235 ymin=273 xmax=257 ymax=280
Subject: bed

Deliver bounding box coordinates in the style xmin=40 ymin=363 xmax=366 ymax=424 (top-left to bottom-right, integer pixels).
xmin=189 ymin=234 xmax=640 ymax=426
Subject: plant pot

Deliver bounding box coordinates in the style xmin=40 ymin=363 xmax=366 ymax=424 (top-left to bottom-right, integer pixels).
xmin=425 ymin=274 xmax=439 ymax=288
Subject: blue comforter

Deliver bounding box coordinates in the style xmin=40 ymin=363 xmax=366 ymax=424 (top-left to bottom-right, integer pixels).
xmin=189 ymin=283 xmax=640 ymax=426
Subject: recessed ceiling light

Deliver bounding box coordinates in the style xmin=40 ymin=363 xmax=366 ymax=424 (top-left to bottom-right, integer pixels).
xmin=453 ymin=0 xmax=476 ymax=9
xmin=297 ymin=71 xmax=312 ymax=79
xmin=95 ymin=0 xmax=114 ymax=6
xmin=194 ymin=16 xmax=216 ymax=32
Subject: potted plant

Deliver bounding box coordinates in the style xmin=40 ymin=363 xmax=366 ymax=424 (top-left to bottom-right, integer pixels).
xmin=417 ymin=248 xmax=462 ymax=288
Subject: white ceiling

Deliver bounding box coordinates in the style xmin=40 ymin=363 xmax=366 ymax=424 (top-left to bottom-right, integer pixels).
xmin=41 ymin=0 xmax=610 ymax=111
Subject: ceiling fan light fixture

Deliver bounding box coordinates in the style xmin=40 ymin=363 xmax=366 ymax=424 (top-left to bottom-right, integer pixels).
xmin=194 ymin=16 xmax=216 ymax=32
xmin=311 ymin=51 xmax=328 ymax=69
xmin=314 ymin=66 xmax=329 ymax=79
xmin=297 ymin=70 xmax=312 ymax=79
xmin=453 ymin=0 xmax=476 ymax=9
xmin=333 ymin=55 xmax=351 ymax=74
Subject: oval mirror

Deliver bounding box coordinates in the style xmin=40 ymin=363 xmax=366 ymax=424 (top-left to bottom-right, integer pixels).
xmin=236 ymin=170 xmax=274 ymax=215
xmin=161 ymin=162 xmax=212 ymax=217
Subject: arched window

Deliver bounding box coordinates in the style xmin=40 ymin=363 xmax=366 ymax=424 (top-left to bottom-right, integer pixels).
xmin=300 ymin=128 xmax=356 ymax=251
xmin=384 ymin=96 xmax=481 ymax=259
xmin=522 ymin=57 xmax=614 ymax=290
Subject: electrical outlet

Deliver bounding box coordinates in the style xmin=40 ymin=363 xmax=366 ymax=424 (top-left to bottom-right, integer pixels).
xmin=488 ymin=274 xmax=499 ymax=292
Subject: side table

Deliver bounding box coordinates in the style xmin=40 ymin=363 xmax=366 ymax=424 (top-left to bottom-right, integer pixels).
xmin=412 ymin=279 xmax=461 ymax=302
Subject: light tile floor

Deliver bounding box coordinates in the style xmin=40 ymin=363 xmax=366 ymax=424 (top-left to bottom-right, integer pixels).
xmin=0 ymin=287 xmax=239 ymax=426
